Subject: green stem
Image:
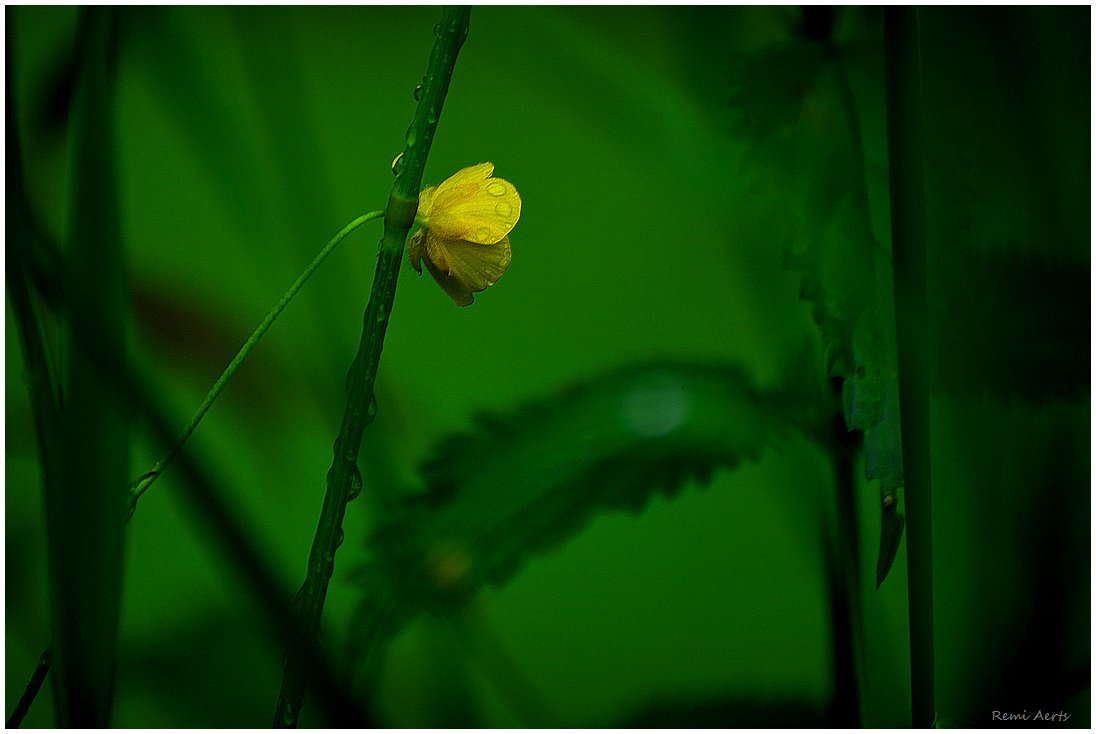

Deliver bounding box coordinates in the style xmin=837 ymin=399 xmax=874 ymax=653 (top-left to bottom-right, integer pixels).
xmin=6 ymin=650 xmax=53 ymax=728
xmin=129 ymin=210 xmax=385 ymax=511
xmin=272 ymin=7 xmax=471 ymax=728
xmin=76 ymin=303 xmax=369 ymax=726
xmin=6 ymin=28 xmax=62 ymax=729
xmin=827 ymin=415 xmax=863 ymax=726
xmin=10 ymin=208 xmax=384 ymax=725
xmin=51 ymin=8 xmax=128 ymax=725
xmin=883 ymin=7 xmax=934 ymax=728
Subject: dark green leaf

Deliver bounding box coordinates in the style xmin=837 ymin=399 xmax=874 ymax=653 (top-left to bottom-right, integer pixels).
xmin=350 ymin=361 xmax=808 ymax=664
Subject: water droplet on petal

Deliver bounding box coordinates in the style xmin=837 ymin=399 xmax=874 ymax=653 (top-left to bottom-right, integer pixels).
xmin=495 ymin=201 xmax=512 ymax=217
xmin=413 ymin=84 xmax=423 ymax=101
xmin=475 ymin=226 xmax=493 ymax=241
xmin=486 ymin=181 xmax=507 ymax=196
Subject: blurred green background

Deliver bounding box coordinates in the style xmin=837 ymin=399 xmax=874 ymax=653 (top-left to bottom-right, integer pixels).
xmin=6 ymin=6 xmax=1089 ymax=728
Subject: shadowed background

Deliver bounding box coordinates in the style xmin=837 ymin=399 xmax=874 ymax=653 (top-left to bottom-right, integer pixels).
xmin=6 ymin=6 xmax=1088 ymax=727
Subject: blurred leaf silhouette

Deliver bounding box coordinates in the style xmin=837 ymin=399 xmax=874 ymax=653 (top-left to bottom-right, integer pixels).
xmin=349 ymin=361 xmax=818 ymax=670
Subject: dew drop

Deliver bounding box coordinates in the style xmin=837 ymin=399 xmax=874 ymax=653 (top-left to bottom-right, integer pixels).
xmin=432 ymin=22 xmax=440 ymax=35
xmin=391 ymin=152 xmax=404 ymax=176
xmin=495 ymin=201 xmax=513 ymax=217
xmin=426 ymin=108 xmax=438 ymax=125
xmin=334 ymin=528 xmax=345 ymax=549
xmin=475 ymin=226 xmax=493 ymax=241
xmin=412 ymin=84 xmax=423 ymax=101
xmin=405 ymin=128 xmax=417 ymax=148
xmin=348 ymin=467 xmax=363 ymax=501
xmin=486 ymin=181 xmax=507 ymax=196
xmin=621 ymin=372 xmax=693 ymax=438
xmin=366 ymin=396 xmax=378 ymax=420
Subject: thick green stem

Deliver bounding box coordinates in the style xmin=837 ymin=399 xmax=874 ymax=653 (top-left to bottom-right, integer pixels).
xmin=884 ymin=7 xmax=934 ymax=728
xmin=48 ymin=8 xmax=129 ymax=726
xmin=272 ymin=7 xmax=471 ymax=727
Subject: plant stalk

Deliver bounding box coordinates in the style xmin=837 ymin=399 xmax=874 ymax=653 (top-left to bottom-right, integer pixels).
xmin=884 ymin=7 xmax=935 ymax=728
xmin=272 ymin=7 xmax=471 ymax=727
xmin=48 ymin=8 xmax=129 ymax=726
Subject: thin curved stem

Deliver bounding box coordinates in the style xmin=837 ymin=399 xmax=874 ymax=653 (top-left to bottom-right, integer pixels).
xmin=129 ymin=210 xmax=384 ymax=511
xmin=5 ymin=212 xmax=386 ymax=727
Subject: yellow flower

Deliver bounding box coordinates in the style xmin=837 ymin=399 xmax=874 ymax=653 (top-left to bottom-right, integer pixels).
xmin=408 ymin=162 xmax=521 ymax=306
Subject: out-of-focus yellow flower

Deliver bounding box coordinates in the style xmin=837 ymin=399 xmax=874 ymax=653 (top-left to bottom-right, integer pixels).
xmin=408 ymin=162 xmax=521 ymax=306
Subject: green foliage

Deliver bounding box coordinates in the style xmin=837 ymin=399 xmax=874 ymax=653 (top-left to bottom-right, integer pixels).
xmin=5 ymin=6 xmax=1088 ymax=729
xmin=731 ymin=31 xmax=905 ymax=584
xmin=350 ymin=362 xmax=810 ymax=665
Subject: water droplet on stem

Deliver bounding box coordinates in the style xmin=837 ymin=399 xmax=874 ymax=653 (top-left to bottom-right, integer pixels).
xmin=348 ymin=467 xmax=363 ymax=501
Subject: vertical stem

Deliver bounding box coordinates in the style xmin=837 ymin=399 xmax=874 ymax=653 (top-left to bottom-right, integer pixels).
xmin=272 ymin=7 xmax=471 ymax=727
xmin=827 ymin=413 xmax=863 ymax=726
xmin=49 ymin=7 xmax=129 ymax=726
xmin=6 ymin=23 xmax=60 ymax=726
xmin=884 ymin=7 xmax=934 ymax=728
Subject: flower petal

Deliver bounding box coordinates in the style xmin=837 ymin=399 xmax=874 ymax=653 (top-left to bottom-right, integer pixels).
xmin=435 ymin=162 xmax=495 ymax=194
xmin=417 ymin=185 xmax=437 ymax=221
xmin=407 ymin=228 xmax=426 ymax=273
xmin=424 ymin=233 xmax=512 ymax=306
xmin=429 ymin=164 xmax=521 ymax=244
xmin=422 ymin=256 xmax=475 ymax=307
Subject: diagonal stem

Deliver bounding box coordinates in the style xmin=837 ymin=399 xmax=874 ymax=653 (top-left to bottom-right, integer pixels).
xmin=272 ymin=7 xmax=472 ymax=727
